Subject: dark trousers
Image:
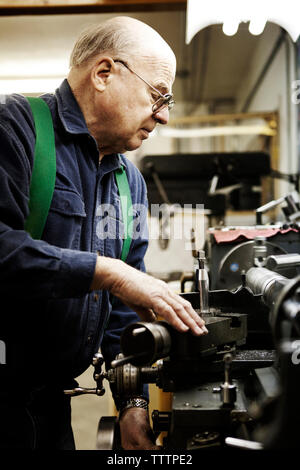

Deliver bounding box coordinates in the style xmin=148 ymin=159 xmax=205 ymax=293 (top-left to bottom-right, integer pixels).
xmin=0 ymin=386 xmax=75 ymax=449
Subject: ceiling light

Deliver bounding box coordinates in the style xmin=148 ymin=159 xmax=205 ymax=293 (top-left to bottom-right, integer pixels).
xmin=249 ymin=18 xmax=267 ymax=36
xmin=222 ymin=20 xmax=240 ymax=36
xmin=186 ymin=0 xmax=300 ymax=43
xmin=0 ymin=77 xmax=64 ymax=94
xmin=157 ymin=125 xmax=276 ymax=139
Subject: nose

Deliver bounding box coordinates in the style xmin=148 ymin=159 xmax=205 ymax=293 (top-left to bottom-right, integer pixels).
xmin=153 ymin=106 xmax=169 ymax=125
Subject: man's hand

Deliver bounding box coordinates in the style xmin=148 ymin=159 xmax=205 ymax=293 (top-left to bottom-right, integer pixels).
xmin=91 ymin=256 xmax=208 ymax=336
xmin=119 ymin=407 xmax=159 ymax=450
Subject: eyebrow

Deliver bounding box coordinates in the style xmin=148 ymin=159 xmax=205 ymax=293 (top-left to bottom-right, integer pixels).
xmin=153 ymin=82 xmax=170 ymax=95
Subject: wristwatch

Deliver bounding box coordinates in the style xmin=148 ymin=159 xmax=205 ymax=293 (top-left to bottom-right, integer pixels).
xmin=119 ymin=397 xmax=149 ymax=418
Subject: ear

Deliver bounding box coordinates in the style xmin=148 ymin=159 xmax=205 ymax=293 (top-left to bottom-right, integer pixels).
xmin=90 ymin=57 xmax=115 ymax=92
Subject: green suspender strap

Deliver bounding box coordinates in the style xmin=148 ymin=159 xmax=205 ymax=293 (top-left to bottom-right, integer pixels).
xmin=108 ymin=164 xmax=133 ymax=320
xmin=114 ymin=164 xmax=133 ymax=262
xmin=24 ymin=97 xmax=133 ymax=263
xmin=24 ymin=97 xmax=56 ymax=240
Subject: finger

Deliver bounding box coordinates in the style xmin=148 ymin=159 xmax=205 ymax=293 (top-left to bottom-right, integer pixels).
xmin=166 ymin=294 xmax=208 ymax=335
xmin=150 ymin=297 xmax=193 ymax=333
xmin=169 ymin=292 xmax=208 ymax=329
xmin=149 ymin=279 xmax=203 ymax=324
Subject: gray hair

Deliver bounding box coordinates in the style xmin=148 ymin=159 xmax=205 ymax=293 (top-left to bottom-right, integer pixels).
xmin=70 ymin=18 xmax=146 ymax=67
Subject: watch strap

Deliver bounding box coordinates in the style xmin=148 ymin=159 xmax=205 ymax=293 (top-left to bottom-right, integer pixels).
xmin=119 ymin=398 xmax=148 ymax=418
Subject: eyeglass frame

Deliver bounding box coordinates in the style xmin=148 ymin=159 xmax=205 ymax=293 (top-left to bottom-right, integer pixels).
xmin=114 ymin=59 xmax=175 ymax=114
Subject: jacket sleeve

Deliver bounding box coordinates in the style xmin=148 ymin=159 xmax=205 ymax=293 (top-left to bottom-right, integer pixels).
xmin=0 ymin=96 xmax=97 ymax=301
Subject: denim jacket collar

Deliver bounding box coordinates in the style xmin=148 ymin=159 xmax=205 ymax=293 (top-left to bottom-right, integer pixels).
xmin=55 ymin=79 xmax=122 ymax=171
xmin=55 ymin=79 xmax=89 ymax=135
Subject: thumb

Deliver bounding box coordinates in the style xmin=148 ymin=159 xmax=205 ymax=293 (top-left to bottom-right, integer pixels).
xmin=130 ymin=306 xmax=157 ymax=322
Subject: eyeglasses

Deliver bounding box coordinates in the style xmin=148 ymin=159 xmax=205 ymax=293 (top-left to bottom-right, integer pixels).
xmin=115 ymin=60 xmax=175 ymax=114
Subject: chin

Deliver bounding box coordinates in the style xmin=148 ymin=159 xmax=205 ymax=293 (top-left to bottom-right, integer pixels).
xmin=125 ymin=140 xmax=143 ymax=152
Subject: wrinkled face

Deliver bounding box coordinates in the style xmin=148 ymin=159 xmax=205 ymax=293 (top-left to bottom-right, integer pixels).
xmin=96 ymin=55 xmax=175 ymax=156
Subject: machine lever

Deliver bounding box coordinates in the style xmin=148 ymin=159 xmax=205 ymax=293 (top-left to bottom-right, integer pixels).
xmin=225 ymin=437 xmax=263 ymax=450
xmin=220 ymin=353 xmax=237 ymax=406
xmin=110 ymin=352 xmax=148 ymax=369
xmin=63 ymin=352 xmax=107 ymax=397
xmin=64 ymin=387 xmax=105 ymax=397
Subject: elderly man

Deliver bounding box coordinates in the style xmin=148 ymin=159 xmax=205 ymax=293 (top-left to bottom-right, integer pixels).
xmin=0 ymin=16 xmax=206 ymax=450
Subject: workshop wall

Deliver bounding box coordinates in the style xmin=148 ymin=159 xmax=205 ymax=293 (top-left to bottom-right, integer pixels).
xmin=235 ymin=22 xmax=298 ymax=194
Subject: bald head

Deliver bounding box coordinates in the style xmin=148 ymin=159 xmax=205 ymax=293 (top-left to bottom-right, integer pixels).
xmin=67 ymin=17 xmax=176 ymax=157
xmin=69 ymin=16 xmax=176 ymax=76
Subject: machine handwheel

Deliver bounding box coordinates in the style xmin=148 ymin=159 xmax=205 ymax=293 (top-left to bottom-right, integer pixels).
xmin=96 ymin=416 xmax=121 ymax=450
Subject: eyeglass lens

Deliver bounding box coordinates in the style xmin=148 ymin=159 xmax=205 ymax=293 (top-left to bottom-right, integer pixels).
xmin=153 ymin=94 xmax=175 ymax=113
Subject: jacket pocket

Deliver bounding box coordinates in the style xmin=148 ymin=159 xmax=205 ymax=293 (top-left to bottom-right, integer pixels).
xmin=43 ymin=188 xmax=86 ymax=249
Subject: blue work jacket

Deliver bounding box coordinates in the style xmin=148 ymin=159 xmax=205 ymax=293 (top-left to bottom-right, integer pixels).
xmin=0 ymin=79 xmax=149 ymax=389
